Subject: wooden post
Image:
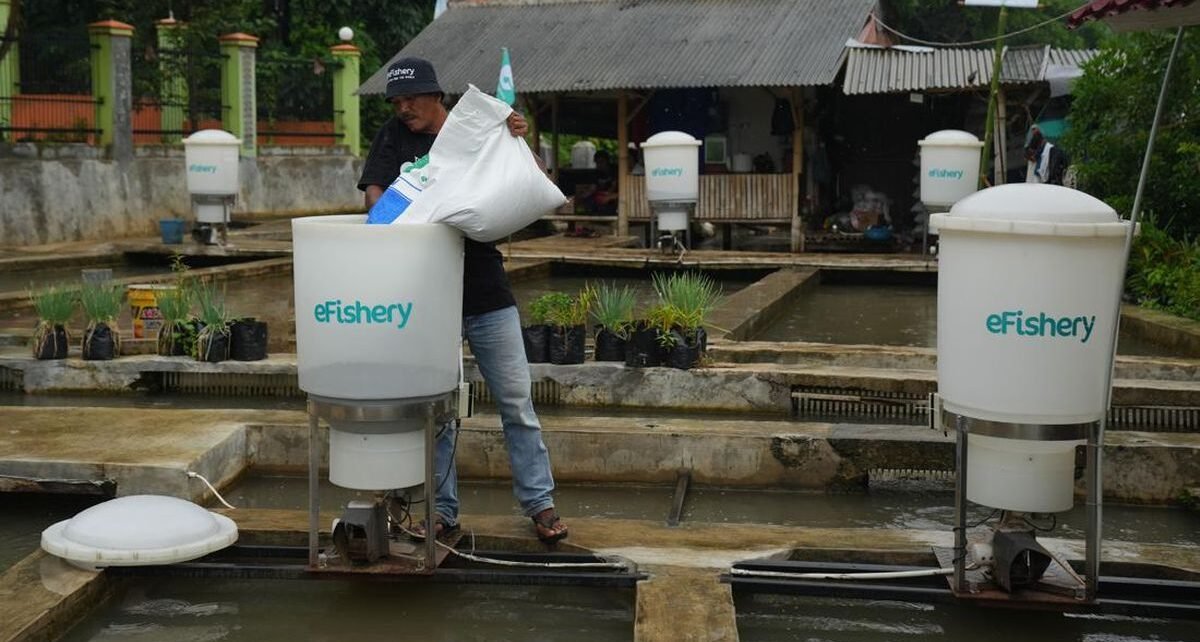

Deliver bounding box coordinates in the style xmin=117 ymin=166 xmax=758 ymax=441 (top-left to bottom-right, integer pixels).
xmin=789 ymin=88 xmax=805 ymax=253
xmin=617 ymin=90 xmax=629 ymax=238
xmin=526 ymin=96 xmax=540 ymax=155
xmin=995 ymin=88 xmax=1007 ymax=185
xmin=551 ymin=94 xmax=560 ymax=183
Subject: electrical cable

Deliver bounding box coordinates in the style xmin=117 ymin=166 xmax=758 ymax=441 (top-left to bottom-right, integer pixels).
xmin=186 ymin=471 xmax=236 ymax=510
xmin=728 ymin=566 xmax=979 ymax=581
xmin=392 ymin=522 xmax=629 ymax=570
xmin=1022 ymin=513 xmax=1057 ymax=532
xmin=969 ymin=508 xmax=1001 ymax=528
xmin=872 ymin=8 xmax=1080 ymax=48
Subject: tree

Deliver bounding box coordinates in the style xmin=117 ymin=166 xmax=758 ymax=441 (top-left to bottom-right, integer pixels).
xmin=885 ymin=0 xmax=1109 ymax=49
xmin=1064 ymin=31 xmax=1200 ymax=238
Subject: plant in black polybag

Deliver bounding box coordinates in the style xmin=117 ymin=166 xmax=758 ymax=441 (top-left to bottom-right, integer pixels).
xmin=590 ymin=282 xmax=635 ymax=362
xmin=194 ymin=279 xmax=230 ymax=363
xmin=229 ymin=317 xmax=269 ymax=361
xmin=79 ymin=281 xmax=123 ymax=361
xmin=29 ymin=284 xmax=75 ymax=360
xmin=156 ymin=254 xmax=198 ymax=357
xmin=521 ymin=293 xmax=563 ymax=364
xmin=652 ymin=272 xmax=722 ymax=370
xmin=545 ymin=286 xmax=594 ymax=365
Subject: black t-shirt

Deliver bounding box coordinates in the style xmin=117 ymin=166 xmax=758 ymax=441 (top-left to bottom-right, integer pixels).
xmin=359 ymin=116 xmax=516 ymax=317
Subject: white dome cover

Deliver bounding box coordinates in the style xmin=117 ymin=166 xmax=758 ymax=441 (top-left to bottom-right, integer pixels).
xmin=41 ymin=495 xmax=237 ymax=571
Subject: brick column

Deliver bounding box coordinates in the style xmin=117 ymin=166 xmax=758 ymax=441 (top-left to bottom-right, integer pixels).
xmin=155 ymin=16 xmax=187 ymax=144
xmin=88 ymin=20 xmax=134 ymax=159
xmin=219 ymin=32 xmax=257 ymax=157
xmin=330 ymin=43 xmax=360 ymax=156
xmin=0 ymin=0 xmax=19 ymax=143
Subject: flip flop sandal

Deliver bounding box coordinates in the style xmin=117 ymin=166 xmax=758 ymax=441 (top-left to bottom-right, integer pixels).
xmin=409 ymin=516 xmax=460 ymax=542
xmin=532 ymin=509 xmax=569 ymax=544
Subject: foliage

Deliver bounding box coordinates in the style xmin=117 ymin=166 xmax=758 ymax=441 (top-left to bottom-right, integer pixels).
xmin=885 ymin=0 xmax=1108 ymax=49
xmin=544 ymin=286 xmax=596 ymax=327
xmin=157 ymin=254 xmax=196 ymax=325
xmin=194 ymin=278 xmax=229 ymax=330
xmin=553 ymin=135 xmax=621 ymax=171
xmin=645 ymin=303 xmax=683 ymax=349
xmin=79 ymin=281 xmax=124 ymax=324
xmin=1064 ymin=31 xmax=1200 ymax=238
xmin=1126 ymin=217 xmax=1200 ymax=321
xmin=652 ymin=271 xmax=721 ymax=333
xmin=590 ymin=282 xmax=636 ymax=339
xmin=527 ymin=292 xmax=569 ymax=326
xmin=28 ymin=284 xmax=76 ymax=325
xmin=22 ymin=0 xmax=433 ymax=139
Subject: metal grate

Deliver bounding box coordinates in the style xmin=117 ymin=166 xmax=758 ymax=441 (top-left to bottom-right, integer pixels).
xmin=0 ymin=366 xmax=23 ymax=392
xmin=160 ymin=372 xmax=302 ymax=397
xmin=473 ymin=379 xmax=562 ymax=406
xmin=868 ymin=467 xmax=956 ymax=484
xmin=791 ymin=386 xmax=928 ymax=423
xmin=1108 ymin=406 xmax=1200 ymax=433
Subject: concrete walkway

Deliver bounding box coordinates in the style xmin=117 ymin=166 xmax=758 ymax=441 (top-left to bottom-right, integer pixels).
xmin=3 ymin=406 xmax=1199 ymax=504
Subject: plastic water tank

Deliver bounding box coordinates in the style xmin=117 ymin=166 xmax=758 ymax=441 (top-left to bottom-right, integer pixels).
xmin=571 ymin=140 xmax=596 ymax=169
xmin=932 ymin=184 xmax=1131 ymax=512
xmin=641 ymin=131 xmax=701 ymax=203
xmin=293 ymin=215 xmax=464 ymax=490
xmin=183 ymin=129 xmax=241 ymax=196
xmin=293 ymin=215 xmax=464 ymax=399
xmin=918 ymin=130 xmax=983 ymax=209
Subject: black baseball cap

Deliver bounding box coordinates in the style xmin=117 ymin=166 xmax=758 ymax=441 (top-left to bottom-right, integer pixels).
xmin=385 ymin=57 xmax=442 ymax=99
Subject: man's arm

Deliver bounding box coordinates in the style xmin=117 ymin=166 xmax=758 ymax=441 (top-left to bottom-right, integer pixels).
xmin=364 ymin=185 xmax=384 ymax=209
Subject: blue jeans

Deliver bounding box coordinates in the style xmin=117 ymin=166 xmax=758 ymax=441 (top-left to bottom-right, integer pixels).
xmin=435 ymin=305 xmax=555 ymax=524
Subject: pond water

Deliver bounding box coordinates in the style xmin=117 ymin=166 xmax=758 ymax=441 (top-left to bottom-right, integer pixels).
xmin=0 ymin=263 xmax=171 ymax=295
xmin=61 ymin=578 xmax=634 ymax=642
xmin=736 ymin=594 xmax=1199 ymax=642
xmin=753 ymin=281 xmax=1183 ymax=358
xmin=0 ymin=494 xmax=104 ymax=572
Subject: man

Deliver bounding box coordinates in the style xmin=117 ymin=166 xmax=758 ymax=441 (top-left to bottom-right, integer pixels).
xmin=1025 ymin=128 xmax=1069 ymax=186
xmin=358 ymin=58 xmax=567 ymax=544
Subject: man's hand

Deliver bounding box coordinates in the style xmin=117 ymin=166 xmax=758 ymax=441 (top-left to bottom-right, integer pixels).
xmin=507 ymin=112 xmax=529 ymax=138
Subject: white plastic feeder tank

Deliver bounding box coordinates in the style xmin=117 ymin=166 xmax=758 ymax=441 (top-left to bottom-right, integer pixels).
xmin=918 ymin=130 xmax=984 ymax=210
xmin=183 ymin=129 xmax=241 ymax=223
xmin=292 ymin=215 xmax=464 ymax=490
xmin=641 ymin=131 xmax=701 ymax=232
xmin=932 ymin=184 xmax=1130 ymax=513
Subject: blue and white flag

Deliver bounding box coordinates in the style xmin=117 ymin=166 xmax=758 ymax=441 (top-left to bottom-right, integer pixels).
xmin=496 ymin=47 xmax=516 ymax=106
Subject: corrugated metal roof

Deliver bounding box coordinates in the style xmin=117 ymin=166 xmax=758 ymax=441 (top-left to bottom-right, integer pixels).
xmin=359 ymin=0 xmax=877 ymax=95
xmin=842 ymin=46 xmax=1097 ymax=95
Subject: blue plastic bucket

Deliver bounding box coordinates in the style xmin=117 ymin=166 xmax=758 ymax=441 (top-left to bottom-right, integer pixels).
xmin=159 ymin=219 xmax=185 ymax=244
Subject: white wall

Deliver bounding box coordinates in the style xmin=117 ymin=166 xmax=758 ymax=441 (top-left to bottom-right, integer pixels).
xmin=719 ymin=88 xmax=787 ymax=171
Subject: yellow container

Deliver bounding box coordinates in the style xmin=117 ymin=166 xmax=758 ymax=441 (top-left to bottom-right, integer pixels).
xmin=127 ymin=284 xmax=176 ymax=339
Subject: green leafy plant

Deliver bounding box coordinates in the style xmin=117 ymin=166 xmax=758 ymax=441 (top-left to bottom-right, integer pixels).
xmin=79 ymin=280 xmax=124 ymax=358
xmin=30 ymin=283 xmax=76 ymax=325
xmin=28 ymin=283 xmax=76 ymax=357
xmin=529 ymin=292 xmax=571 ymax=326
xmin=652 ymin=271 xmax=722 ymax=336
xmin=590 ymin=282 xmax=636 ymax=339
xmin=545 ymin=286 xmax=595 ymax=327
xmin=1126 ymin=217 xmax=1200 ymax=321
xmin=79 ymin=281 xmax=124 ymax=325
xmin=645 ymin=303 xmax=683 ymax=349
xmin=155 ymin=254 xmax=199 ymax=355
xmin=194 ymin=278 xmax=230 ymax=359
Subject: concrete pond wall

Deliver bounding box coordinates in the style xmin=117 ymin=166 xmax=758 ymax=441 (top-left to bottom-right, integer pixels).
xmin=0 ymin=144 xmax=364 ymax=246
